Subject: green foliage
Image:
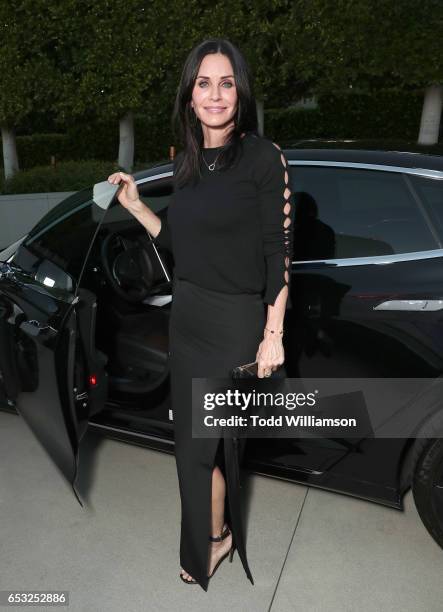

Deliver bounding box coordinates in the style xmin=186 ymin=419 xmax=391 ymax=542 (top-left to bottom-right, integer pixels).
xmin=0 ymin=0 xmax=61 ymax=126
xmin=1 ymin=87 xmax=434 ymax=175
xmin=7 ymin=134 xmax=72 ymax=170
xmin=0 ymin=160 xmax=119 ymax=194
xmin=282 ymin=0 xmax=443 ymax=96
xmin=266 ymin=90 xmax=424 ymax=142
xmin=52 ymin=0 xmax=173 ymax=122
xmin=1 ymin=0 xmax=442 ymax=176
xmin=0 ymin=106 xmax=174 ymax=170
xmin=0 ymin=113 xmax=173 ymax=171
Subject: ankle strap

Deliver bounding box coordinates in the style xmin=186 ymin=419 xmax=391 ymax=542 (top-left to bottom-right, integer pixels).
xmin=209 ymin=525 xmax=230 ymax=542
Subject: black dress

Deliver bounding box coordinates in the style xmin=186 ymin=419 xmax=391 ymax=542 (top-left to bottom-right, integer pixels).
xmin=153 ymin=132 xmax=294 ymax=591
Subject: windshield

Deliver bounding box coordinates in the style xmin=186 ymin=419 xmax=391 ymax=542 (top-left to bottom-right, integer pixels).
xmin=12 ymin=182 xmax=118 ymax=290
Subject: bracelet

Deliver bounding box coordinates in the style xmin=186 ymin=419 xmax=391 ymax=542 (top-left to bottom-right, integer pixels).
xmin=264 ymin=327 xmax=284 ymax=336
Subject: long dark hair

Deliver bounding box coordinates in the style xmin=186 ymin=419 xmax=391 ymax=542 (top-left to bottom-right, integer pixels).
xmin=171 ymin=38 xmax=258 ymax=188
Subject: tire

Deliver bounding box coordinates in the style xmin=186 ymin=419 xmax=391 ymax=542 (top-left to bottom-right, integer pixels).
xmin=412 ymin=438 xmax=443 ymax=549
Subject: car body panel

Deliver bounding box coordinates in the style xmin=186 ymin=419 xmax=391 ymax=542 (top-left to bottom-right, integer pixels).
xmin=1 ymin=150 xmax=443 ymax=520
xmin=0 ymin=272 xmax=81 ymax=497
xmin=0 ymin=182 xmax=117 ymax=503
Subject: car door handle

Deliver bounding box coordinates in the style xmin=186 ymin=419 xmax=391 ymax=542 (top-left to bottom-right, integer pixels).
xmin=19 ymin=319 xmax=58 ymax=338
xmin=374 ymin=299 xmax=443 ymax=311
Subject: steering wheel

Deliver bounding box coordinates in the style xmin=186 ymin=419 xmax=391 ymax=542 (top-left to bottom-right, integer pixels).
xmin=100 ymin=231 xmax=154 ymax=303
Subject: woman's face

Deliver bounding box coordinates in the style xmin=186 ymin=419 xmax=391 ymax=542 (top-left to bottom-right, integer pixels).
xmin=191 ymin=53 xmax=238 ymax=132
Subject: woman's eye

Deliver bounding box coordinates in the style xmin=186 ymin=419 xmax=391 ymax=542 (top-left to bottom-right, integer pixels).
xmin=198 ymin=81 xmax=234 ymax=88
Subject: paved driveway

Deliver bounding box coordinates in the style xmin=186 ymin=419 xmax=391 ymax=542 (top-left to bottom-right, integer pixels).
xmin=1 ymin=410 xmax=442 ymax=611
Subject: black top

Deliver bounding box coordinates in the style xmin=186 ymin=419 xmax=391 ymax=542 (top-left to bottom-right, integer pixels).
xmin=153 ymin=132 xmax=294 ymax=309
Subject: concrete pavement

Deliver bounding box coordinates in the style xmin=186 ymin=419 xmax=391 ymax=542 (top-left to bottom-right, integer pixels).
xmin=1 ymin=410 xmax=442 ymax=612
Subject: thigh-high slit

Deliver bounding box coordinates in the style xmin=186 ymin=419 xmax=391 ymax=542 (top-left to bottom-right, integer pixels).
xmin=168 ymin=277 xmax=265 ymax=591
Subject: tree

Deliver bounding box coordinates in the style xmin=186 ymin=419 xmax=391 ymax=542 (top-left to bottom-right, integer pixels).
xmin=197 ymin=0 xmax=298 ymax=135
xmin=52 ymin=0 xmax=176 ymax=171
xmin=281 ymin=0 xmax=443 ymax=143
xmin=0 ymin=1 xmax=59 ymax=179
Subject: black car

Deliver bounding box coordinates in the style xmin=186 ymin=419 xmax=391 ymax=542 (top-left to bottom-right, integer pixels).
xmin=1 ymin=148 xmax=443 ymax=550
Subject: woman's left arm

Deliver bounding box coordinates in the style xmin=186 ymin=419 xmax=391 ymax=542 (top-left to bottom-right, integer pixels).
xmin=254 ymin=142 xmax=294 ymax=378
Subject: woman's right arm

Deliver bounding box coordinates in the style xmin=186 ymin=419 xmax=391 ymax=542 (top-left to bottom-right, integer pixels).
xmin=107 ymin=171 xmax=169 ymax=247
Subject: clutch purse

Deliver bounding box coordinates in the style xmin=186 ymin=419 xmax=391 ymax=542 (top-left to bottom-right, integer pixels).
xmin=230 ymin=360 xmax=259 ymax=379
xmin=230 ymin=360 xmax=286 ymax=379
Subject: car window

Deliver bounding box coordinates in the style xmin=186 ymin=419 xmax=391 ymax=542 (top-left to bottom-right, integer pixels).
xmin=90 ymin=176 xmax=173 ymax=288
xmin=102 ymin=177 xmax=171 ymax=226
xmin=408 ymin=175 xmax=443 ymax=242
xmin=11 ymin=188 xmax=108 ymax=291
xmin=291 ymin=166 xmax=438 ymax=261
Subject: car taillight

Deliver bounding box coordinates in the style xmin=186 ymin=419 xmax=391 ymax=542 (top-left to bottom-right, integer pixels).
xmin=89 ymin=374 xmax=97 ymax=386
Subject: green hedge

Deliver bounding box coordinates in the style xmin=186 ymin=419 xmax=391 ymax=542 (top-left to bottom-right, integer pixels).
xmin=0 ymin=160 xmax=119 ymax=194
xmin=265 ymin=90 xmax=425 ymax=142
xmin=0 ymin=158 xmax=170 ymax=194
xmin=0 ymin=110 xmax=174 ymax=171
xmin=0 ymin=132 xmax=115 ymax=171
xmin=0 ymin=90 xmax=440 ymax=187
xmin=1 ymin=89 xmax=437 ymax=172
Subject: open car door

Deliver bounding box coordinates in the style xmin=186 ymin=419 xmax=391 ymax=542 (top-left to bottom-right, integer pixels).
xmin=0 ymin=181 xmax=119 ymax=504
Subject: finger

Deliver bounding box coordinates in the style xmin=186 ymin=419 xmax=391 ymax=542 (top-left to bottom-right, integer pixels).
xmin=118 ymin=171 xmax=134 ymax=183
xmin=257 ymin=363 xmax=267 ymax=378
xmin=110 ymin=172 xmax=130 ymax=186
xmin=111 ymin=174 xmax=127 ymax=185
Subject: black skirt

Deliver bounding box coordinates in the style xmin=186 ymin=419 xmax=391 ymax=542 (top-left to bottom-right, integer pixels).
xmin=169 ymin=277 xmax=265 ymax=591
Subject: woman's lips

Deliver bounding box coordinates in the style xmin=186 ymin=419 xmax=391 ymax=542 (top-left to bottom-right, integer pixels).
xmin=205 ymin=107 xmax=226 ymax=113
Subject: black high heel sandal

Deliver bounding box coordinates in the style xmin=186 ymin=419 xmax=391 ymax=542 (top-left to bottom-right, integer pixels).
xmin=209 ymin=524 xmax=235 ymax=578
xmin=179 ymin=524 xmax=235 ymax=585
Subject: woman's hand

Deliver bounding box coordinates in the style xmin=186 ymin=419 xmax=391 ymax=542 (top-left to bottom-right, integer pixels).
xmin=255 ymin=330 xmax=285 ymax=378
xmin=107 ymin=171 xmax=145 ymax=215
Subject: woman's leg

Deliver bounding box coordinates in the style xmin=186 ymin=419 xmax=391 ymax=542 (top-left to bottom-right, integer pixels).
xmin=181 ymin=464 xmax=232 ymax=581
xmin=208 ymin=465 xmax=233 ymax=575
xmin=210 ymin=464 xmax=226 ymax=535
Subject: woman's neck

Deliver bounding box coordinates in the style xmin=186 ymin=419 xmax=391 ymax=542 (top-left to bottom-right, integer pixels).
xmin=202 ymin=129 xmax=246 ymax=148
xmin=201 ymin=123 xmax=237 ymax=148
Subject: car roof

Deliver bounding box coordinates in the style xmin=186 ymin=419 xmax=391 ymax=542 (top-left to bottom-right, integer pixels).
xmin=133 ymin=148 xmax=443 ymax=181
xmin=285 ymin=148 xmax=443 ymax=171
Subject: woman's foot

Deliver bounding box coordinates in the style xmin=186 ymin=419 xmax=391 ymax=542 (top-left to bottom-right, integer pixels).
xmin=179 ymin=567 xmax=197 ymax=584
xmin=208 ymin=524 xmax=233 ymax=577
xmin=179 ymin=524 xmax=233 ymax=584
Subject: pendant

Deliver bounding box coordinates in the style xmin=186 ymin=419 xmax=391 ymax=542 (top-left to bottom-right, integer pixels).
xmin=208 ymin=162 xmax=216 ymax=171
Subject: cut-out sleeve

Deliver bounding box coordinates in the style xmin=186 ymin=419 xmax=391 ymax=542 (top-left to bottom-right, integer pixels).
xmin=254 ymin=141 xmax=294 ymax=309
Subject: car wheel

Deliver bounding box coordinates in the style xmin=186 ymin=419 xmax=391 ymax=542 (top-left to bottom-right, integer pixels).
xmin=412 ymin=438 xmax=443 ymax=549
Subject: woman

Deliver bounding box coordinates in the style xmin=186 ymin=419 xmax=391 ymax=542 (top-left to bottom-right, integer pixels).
xmin=107 ymin=38 xmax=294 ymax=591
